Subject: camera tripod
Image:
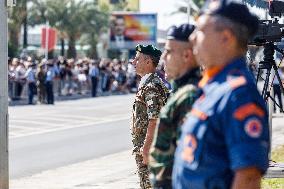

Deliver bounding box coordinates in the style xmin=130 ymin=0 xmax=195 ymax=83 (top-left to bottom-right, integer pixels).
xmin=256 ymin=43 xmax=284 ymax=113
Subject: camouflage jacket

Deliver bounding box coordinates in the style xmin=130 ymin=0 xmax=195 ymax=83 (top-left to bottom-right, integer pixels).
xmin=131 ymin=73 xmax=169 ymax=153
xmin=149 ymin=68 xmax=201 ymax=187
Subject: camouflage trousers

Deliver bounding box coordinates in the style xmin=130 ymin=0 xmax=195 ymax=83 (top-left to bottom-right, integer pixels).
xmin=134 ymin=153 xmax=152 ymax=189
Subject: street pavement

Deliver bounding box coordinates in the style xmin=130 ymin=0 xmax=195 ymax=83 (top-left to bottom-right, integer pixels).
xmin=9 ymin=95 xmax=284 ymax=189
xmin=11 ymin=150 xmax=139 ymax=189
xmin=9 ymin=92 xmax=92 ymax=106
xmin=9 ymin=94 xmax=134 ymax=179
xmin=9 ymin=94 xmax=131 ymax=139
xmin=271 ymin=113 xmax=284 ymax=149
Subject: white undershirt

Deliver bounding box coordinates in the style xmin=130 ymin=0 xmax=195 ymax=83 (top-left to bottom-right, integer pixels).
xmin=138 ymin=73 xmax=152 ymax=90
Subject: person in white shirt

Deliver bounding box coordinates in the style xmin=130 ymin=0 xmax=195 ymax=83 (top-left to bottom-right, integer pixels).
xmin=25 ymin=62 xmax=37 ymax=104
xmin=45 ymin=62 xmax=55 ymax=104
xmin=89 ymin=60 xmax=100 ymax=97
xmin=15 ymin=61 xmax=27 ymax=99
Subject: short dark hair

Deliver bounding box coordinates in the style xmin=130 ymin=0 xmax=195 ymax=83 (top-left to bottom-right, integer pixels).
xmin=115 ymin=15 xmax=124 ymax=22
xmin=145 ymin=54 xmax=160 ymax=67
xmin=213 ymin=16 xmax=250 ymax=51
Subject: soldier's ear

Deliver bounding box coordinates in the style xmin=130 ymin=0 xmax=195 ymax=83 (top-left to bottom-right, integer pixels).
xmin=145 ymin=56 xmax=151 ymax=65
xmin=183 ymin=49 xmax=191 ymax=62
xmin=221 ymin=29 xmax=234 ymax=45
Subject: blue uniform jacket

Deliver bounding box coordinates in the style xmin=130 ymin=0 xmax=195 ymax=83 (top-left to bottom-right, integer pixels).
xmin=172 ymin=58 xmax=270 ymax=189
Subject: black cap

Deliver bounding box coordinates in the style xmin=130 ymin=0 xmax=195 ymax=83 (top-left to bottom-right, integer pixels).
xmin=167 ymin=24 xmax=195 ymax=42
xmin=136 ymin=44 xmax=162 ymax=59
xmin=202 ymin=0 xmax=259 ymax=38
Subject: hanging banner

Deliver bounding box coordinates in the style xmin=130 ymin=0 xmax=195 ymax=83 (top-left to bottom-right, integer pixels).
xmin=109 ymin=12 xmax=157 ymax=49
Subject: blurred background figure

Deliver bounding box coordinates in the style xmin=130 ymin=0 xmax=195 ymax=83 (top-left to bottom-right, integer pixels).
xmin=45 ymin=61 xmax=55 ymax=104
xmin=89 ymin=60 xmax=100 ymax=97
xmin=272 ymin=67 xmax=284 ymax=113
xmin=36 ymin=61 xmax=47 ymax=104
xmin=14 ymin=59 xmax=26 ymax=100
xmin=25 ymin=60 xmax=37 ymax=104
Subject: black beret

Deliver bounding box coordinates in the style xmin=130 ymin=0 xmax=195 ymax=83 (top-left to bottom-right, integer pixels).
xmin=167 ymin=24 xmax=195 ymax=42
xmin=136 ymin=44 xmax=162 ymax=58
xmin=203 ymin=0 xmax=259 ymax=38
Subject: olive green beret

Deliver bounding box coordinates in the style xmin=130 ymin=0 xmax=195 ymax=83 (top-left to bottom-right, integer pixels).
xmin=135 ymin=44 xmax=162 ymax=59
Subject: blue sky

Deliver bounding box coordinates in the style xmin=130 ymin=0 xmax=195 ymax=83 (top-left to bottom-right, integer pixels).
xmin=140 ymin=0 xmax=268 ymax=30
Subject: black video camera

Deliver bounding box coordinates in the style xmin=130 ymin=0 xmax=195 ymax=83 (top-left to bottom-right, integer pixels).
xmin=249 ymin=0 xmax=284 ymax=46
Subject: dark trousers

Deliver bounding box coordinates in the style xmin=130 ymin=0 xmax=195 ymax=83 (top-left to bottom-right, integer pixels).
xmin=45 ymin=81 xmax=54 ymax=104
xmin=91 ymin=76 xmax=98 ymax=97
xmin=273 ymin=84 xmax=283 ymax=112
xmin=28 ymin=82 xmax=36 ymax=104
xmin=37 ymin=84 xmax=46 ymax=104
xmin=15 ymin=82 xmax=24 ymax=99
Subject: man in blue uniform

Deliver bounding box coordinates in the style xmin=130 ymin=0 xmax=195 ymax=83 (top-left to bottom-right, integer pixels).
xmin=173 ymin=1 xmax=270 ymax=189
xmin=149 ymin=24 xmax=201 ymax=189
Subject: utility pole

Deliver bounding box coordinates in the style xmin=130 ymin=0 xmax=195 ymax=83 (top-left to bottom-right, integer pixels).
xmin=23 ymin=0 xmax=28 ymax=48
xmin=0 ymin=0 xmax=9 ymax=188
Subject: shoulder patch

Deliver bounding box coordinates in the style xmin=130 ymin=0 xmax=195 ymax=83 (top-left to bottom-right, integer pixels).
xmin=234 ymin=103 xmax=265 ymax=121
xmin=244 ymin=118 xmax=263 ymax=138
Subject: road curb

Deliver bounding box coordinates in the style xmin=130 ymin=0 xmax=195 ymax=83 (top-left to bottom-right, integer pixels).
xmin=10 ymin=150 xmax=139 ymax=189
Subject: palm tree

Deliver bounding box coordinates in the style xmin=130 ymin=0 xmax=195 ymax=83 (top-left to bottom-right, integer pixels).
xmin=28 ymin=0 xmax=108 ymax=58
xmin=173 ymin=0 xmax=204 ymax=15
xmin=8 ymin=0 xmax=28 ymax=57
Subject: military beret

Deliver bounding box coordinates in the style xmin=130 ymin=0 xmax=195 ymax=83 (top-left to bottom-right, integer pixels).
xmin=136 ymin=44 xmax=162 ymax=59
xmin=203 ymin=0 xmax=259 ymax=38
xmin=167 ymin=24 xmax=195 ymax=42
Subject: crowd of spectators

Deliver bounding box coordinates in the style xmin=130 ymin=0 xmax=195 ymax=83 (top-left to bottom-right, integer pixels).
xmin=8 ymin=56 xmax=141 ymax=105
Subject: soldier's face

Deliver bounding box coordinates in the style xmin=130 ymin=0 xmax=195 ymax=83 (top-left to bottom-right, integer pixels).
xmin=132 ymin=52 xmax=149 ymax=76
xmin=162 ymin=40 xmax=184 ymax=81
xmin=190 ymin=15 xmax=223 ymax=68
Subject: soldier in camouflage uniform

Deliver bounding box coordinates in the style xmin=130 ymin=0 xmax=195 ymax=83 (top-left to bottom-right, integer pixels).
xmin=131 ymin=44 xmax=169 ymax=189
xmin=148 ymin=24 xmax=201 ymax=189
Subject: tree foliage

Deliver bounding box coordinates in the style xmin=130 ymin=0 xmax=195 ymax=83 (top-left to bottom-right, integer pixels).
xmin=28 ymin=0 xmax=108 ymax=58
xmin=175 ymin=0 xmax=205 ymax=16
xmin=7 ymin=0 xmax=109 ymax=58
xmin=8 ymin=0 xmax=28 ymax=57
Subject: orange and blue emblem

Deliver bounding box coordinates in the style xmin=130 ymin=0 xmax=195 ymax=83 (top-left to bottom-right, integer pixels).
xmin=244 ymin=118 xmax=263 ymax=138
